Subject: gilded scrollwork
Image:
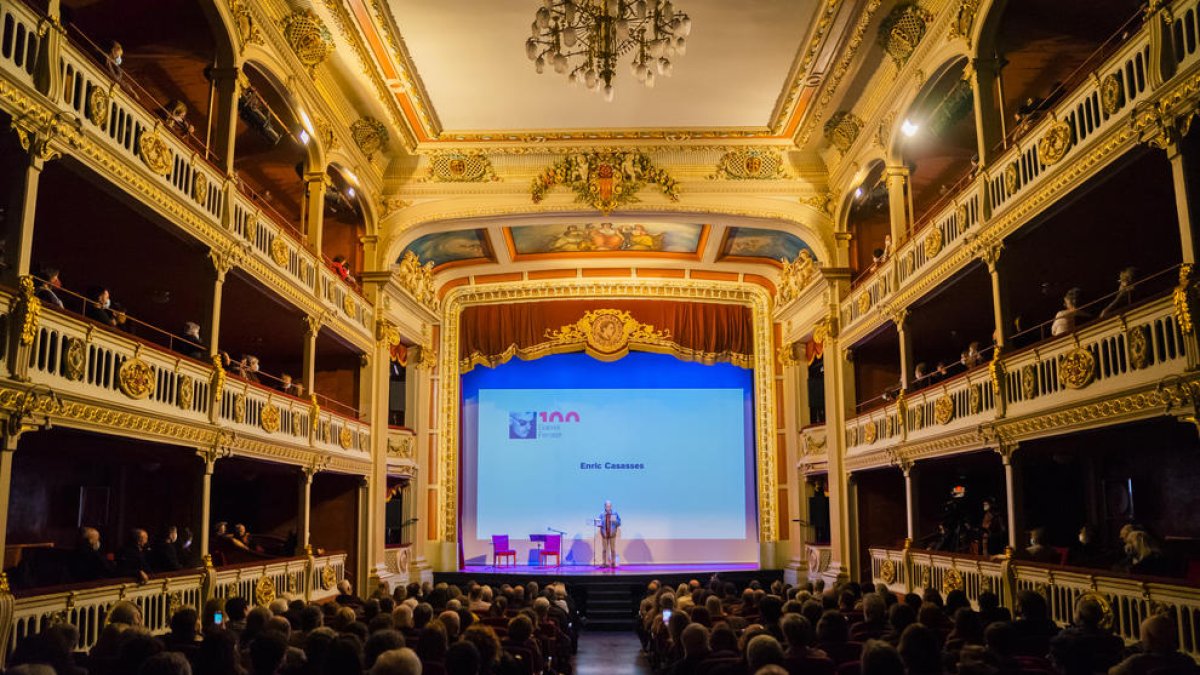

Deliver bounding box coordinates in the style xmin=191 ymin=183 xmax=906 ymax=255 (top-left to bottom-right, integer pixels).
xmin=118 ymin=357 xmax=155 ymax=400
xmin=777 ymin=249 xmax=818 ymax=305
xmin=530 ymin=151 xmax=679 ymax=215
xmin=1037 ymin=119 xmax=1074 ymax=166
xmin=339 ymin=426 xmax=354 ymax=450
xmin=923 ymin=226 xmax=944 ymax=259
xmin=64 ymin=337 xmax=85 ymax=381
xmin=350 ymin=117 xmax=389 ymax=158
xmin=934 ymin=394 xmax=955 ymax=425
xmin=137 ymin=130 xmax=173 ymax=176
xmin=15 ymin=276 xmax=42 ymax=347
xmin=269 ymin=237 xmax=289 ymax=267
xmin=1128 ymin=325 xmax=1150 ymax=370
xmin=878 ymin=3 xmax=932 ymax=67
xmin=281 ymin=10 xmax=335 ymax=76
xmin=1059 ymin=347 xmax=1097 ymax=389
xmin=709 ymin=148 xmax=790 ymax=180
xmin=261 ymin=403 xmax=280 ymax=433
xmin=823 ymin=111 xmax=863 ymax=154
xmin=396 ymin=251 xmax=437 ymax=309
xmin=86 ymin=86 xmax=110 ymax=129
xmin=254 ymin=576 xmax=276 ymax=606
xmin=420 ymin=152 xmax=500 ymax=182
xmin=177 ymin=375 xmax=195 ymax=410
xmin=191 ymin=171 xmax=209 ymax=204
xmin=1101 ymin=74 xmax=1124 ymax=116
xmin=1174 ymin=264 xmax=1198 ymax=335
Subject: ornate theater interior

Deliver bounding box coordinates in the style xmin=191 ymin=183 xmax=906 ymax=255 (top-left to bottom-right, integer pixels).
xmin=0 ymin=0 xmax=1199 ymax=672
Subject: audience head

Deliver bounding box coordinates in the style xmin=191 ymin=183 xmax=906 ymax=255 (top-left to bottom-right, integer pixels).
xmin=370 ymin=647 xmax=421 ymax=675
xmin=863 ymin=593 xmax=886 ymax=622
xmin=985 ymin=621 xmax=1016 ymax=658
xmin=711 ymin=623 xmax=739 ymax=653
xmin=816 ymin=610 xmax=848 ymax=644
xmin=780 ymin=614 xmax=815 ymax=651
xmin=416 ymin=620 xmax=448 ymax=661
xmin=445 ymin=640 xmax=481 ymax=675
xmin=746 ymin=634 xmax=785 ymax=671
xmin=364 ymin=630 xmax=405 ymax=669
xmin=861 ymin=639 xmax=906 ymax=675
xmin=137 ymin=652 xmax=192 ymax=675
xmin=109 ymin=600 xmax=143 ymax=626
xmin=1140 ymin=613 xmax=1178 ymax=653
xmin=681 ymin=623 xmax=710 ymax=658
xmin=888 ymin=602 xmax=916 ymax=636
xmin=1016 ymin=589 xmax=1049 ymax=621
xmin=898 ymin=624 xmax=942 ymax=675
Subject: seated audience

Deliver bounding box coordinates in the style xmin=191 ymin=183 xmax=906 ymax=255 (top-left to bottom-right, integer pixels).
xmin=1110 ymin=614 xmax=1198 ymax=675
xmin=1049 ymin=596 xmax=1125 ymax=675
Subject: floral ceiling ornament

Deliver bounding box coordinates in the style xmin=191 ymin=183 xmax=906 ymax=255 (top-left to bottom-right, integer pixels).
xmin=281 ymin=9 xmax=335 ymax=76
xmin=709 ymin=148 xmax=789 ymax=180
xmin=421 ymin=152 xmax=500 ymax=183
xmin=530 ymin=151 xmax=679 ymax=215
xmin=350 ymin=117 xmax=389 ymax=159
xmin=878 ymin=3 xmax=933 ymax=67
xmin=824 ymin=111 xmax=863 ymax=154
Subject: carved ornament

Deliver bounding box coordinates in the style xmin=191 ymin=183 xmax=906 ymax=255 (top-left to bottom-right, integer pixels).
xmin=863 ymin=420 xmax=878 ymax=444
xmin=1128 ymin=325 xmax=1150 ymax=370
xmin=709 ymin=148 xmax=789 ymax=180
xmin=1021 ymin=364 xmax=1037 ymax=399
xmin=823 ymin=111 xmax=863 ymax=154
xmin=777 ymin=249 xmax=819 ymax=305
xmin=879 ymin=559 xmax=897 ymax=584
xmin=376 ymin=319 xmax=401 ymax=348
xmin=396 ymin=251 xmax=437 ymax=309
xmin=137 ymin=130 xmax=173 ymax=176
xmin=1037 ymin=119 xmax=1073 ymax=166
xmin=530 ymin=151 xmax=680 ymax=215
xmin=64 ymin=338 xmax=85 ymax=381
xmin=350 ymin=117 xmax=388 ymax=158
xmin=321 ymin=565 xmax=337 ymax=590
xmin=545 ymin=309 xmax=673 ymax=362
xmin=857 ymin=291 xmax=871 ymax=316
xmin=1003 ymin=162 xmax=1019 ymax=194
xmin=924 ymin=226 xmax=944 ymax=259
xmin=191 ymin=171 xmax=209 ymax=204
xmin=281 ymin=10 xmax=335 ymax=76
xmin=270 ymin=237 xmax=289 ymax=267
xmin=878 ymin=3 xmax=932 ymax=67
xmin=178 ymin=375 xmax=194 ymax=410
xmin=935 ymin=394 xmax=955 ymax=425
xmin=1174 ymin=264 xmax=1198 ymax=335
xmin=1101 ymin=74 xmax=1124 ymax=116
xmin=949 ymin=0 xmax=980 ymax=44
xmin=228 ymin=0 xmax=263 ymax=46
xmin=339 ymin=426 xmax=354 ymax=450
xmin=799 ymin=191 xmax=835 ymax=215
xmin=86 ymin=86 xmax=110 ymax=129
xmin=261 ymin=403 xmax=280 ymax=433
xmin=942 ymin=568 xmax=965 ymax=594
xmin=968 ymin=384 xmax=981 ymax=414
xmin=233 ymin=393 xmax=246 ymax=423
xmin=1058 ymin=347 xmax=1096 ymax=389
xmin=421 ymin=152 xmax=500 ymax=182
xmin=15 ymin=276 xmax=41 ymax=347
xmin=118 ymin=357 xmax=155 ymax=400
xmin=255 ymin=576 xmax=276 ymax=606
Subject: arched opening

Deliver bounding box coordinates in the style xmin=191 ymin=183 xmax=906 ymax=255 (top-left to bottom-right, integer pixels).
xmin=233 ymin=63 xmax=312 ymax=239
xmin=322 ymin=164 xmax=367 ymax=285
xmin=58 ymin=0 xmax=226 ymax=161
xmin=844 ymin=161 xmax=889 ymax=281
xmin=896 ymin=59 xmax=979 ymax=228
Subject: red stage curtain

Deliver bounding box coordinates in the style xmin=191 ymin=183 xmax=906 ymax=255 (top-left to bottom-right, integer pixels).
xmin=458 ymin=300 xmax=753 ymax=372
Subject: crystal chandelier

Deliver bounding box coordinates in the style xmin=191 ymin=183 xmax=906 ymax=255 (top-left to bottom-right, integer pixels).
xmin=525 ymin=0 xmax=692 ymax=102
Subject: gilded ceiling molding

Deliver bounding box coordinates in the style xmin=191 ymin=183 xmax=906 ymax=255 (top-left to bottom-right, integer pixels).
xmin=280 ymin=9 xmax=335 ymax=77
xmin=437 ymin=278 xmax=778 ymax=546
xmin=708 ymin=148 xmax=790 ymax=180
xmin=797 ymin=0 xmax=884 ymax=146
xmin=419 ymin=152 xmax=501 ymax=183
xmin=772 ymin=0 xmax=843 ymax=136
xmin=530 ymin=151 xmax=680 ymax=215
xmin=878 ymin=3 xmax=933 ymax=68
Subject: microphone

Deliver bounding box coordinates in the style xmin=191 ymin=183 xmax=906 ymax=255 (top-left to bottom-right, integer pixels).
xmin=547 ymin=527 xmax=566 ymax=535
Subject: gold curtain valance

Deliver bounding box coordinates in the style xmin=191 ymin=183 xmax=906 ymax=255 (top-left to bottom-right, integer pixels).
xmin=458 ymin=301 xmax=755 ymax=373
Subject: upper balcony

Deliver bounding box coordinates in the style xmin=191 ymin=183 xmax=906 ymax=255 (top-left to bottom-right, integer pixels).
xmin=0 ymin=0 xmax=373 ymax=348
xmin=840 ymin=0 xmax=1200 ymax=342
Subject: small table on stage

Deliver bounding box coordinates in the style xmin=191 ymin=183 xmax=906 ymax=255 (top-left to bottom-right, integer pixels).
xmin=529 ymin=533 xmax=562 ymax=566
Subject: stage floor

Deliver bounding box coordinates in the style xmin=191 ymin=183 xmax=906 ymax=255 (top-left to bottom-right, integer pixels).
xmin=458 ymin=563 xmax=760 ymax=577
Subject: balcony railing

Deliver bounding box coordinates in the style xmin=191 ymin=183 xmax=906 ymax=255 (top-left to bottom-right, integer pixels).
xmin=870 ymin=547 xmax=1200 ymax=658
xmin=216 ymin=376 xmax=371 ymax=457
xmin=6 ymin=552 xmax=346 ymax=658
xmin=0 ymin=0 xmax=372 ymax=342
xmin=838 ymin=0 xmax=1195 ymax=337
xmin=384 ymin=545 xmax=413 ymax=577
xmin=844 ymin=294 xmax=1188 ymax=457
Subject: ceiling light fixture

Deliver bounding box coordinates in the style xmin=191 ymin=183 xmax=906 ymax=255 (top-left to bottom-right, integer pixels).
xmin=901 ymin=119 xmax=920 ymax=137
xmin=526 ymin=0 xmax=691 ymax=102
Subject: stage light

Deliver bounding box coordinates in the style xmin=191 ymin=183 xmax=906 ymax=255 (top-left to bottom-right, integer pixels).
xmin=854 ymin=187 xmax=864 ymax=200
xmin=346 ymin=187 xmax=356 ymax=198
xmin=297 ymin=129 xmax=311 ymax=145
xmin=901 ymin=118 xmax=920 ymax=137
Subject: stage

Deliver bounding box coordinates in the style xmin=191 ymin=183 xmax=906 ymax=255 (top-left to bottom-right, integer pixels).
xmin=457 ymin=562 xmax=761 ymax=577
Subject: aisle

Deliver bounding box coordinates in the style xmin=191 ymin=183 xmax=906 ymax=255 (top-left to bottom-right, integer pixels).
xmin=575 ymin=631 xmax=654 ymax=675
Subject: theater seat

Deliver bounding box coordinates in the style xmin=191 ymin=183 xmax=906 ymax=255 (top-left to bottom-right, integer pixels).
xmin=785 ymin=655 xmax=837 ymax=675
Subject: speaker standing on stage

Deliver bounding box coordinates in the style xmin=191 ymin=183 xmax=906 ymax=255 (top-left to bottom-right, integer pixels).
xmin=600 ymin=500 xmax=621 ymax=568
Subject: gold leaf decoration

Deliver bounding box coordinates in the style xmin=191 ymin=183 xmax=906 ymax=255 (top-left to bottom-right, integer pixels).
xmin=1128 ymin=325 xmax=1150 ymax=370
xmin=934 ymin=394 xmax=955 ymax=425
xmin=255 ymin=576 xmax=276 ymax=606
xmin=879 ymin=559 xmax=896 ymax=584
xmin=823 ymin=111 xmax=864 ymax=154
xmin=321 ymin=565 xmax=337 ymax=590
xmin=15 ymin=276 xmax=41 ymax=347
xmin=1037 ymin=120 xmax=1073 ymax=166
xmin=261 ymin=403 xmax=280 ymax=433
xmin=863 ymin=420 xmax=878 ymax=444
xmin=924 ymin=226 xmax=944 ymax=259
xmin=339 ymin=426 xmax=354 ymax=450
xmin=1101 ymin=74 xmax=1124 ymax=116
xmin=137 ymin=131 xmax=173 ymax=176
xmin=118 ymin=358 xmax=155 ymax=400
xmin=64 ymin=338 xmax=86 ymax=381
xmin=1004 ymin=163 xmax=1019 ymax=194
xmin=1058 ymin=347 xmax=1096 ymax=389
xmin=879 ymin=3 xmax=933 ymax=67
xmin=350 ymin=117 xmax=389 ymax=158
xmin=396 ymin=251 xmax=437 ymax=309
xmin=270 ymin=237 xmax=289 ymax=266
xmin=233 ymin=394 xmax=246 ymax=423
xmin=192 ymin=171 xmax=209 ymax=204
xmin=530 ymin=151 xmax=679 ymax=215
xmin=710 ymin=148 xmax=789 ymax=180
xmin=546 ymin=309 xmax=673 ymax=361
xmin=281 ymin=10 xmax=334 ymax=76
xmin=942 ymin=568 xmax=964 ymax=594
xmin=421 ymin=152 xmax=500 ymax=182
xmin=178 ymin=375 xmax=195 ymax=410
xmin=777 ymin=250 xmax=819 ymax=305
xmin=87 ymin=86 xmax=110 ymax=129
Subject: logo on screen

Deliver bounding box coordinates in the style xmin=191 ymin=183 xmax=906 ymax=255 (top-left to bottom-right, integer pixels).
xmin=539 ymin=411 xmax=580 ymax=423
xmin=508 ymin=412 xmax=538 ymax=439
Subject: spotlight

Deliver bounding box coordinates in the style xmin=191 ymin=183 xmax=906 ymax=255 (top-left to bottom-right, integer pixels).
xmin=346 ymin=187 xmax=356 ymax=199
xmin=854 ymin=187 xmax=864 ymax=200
xmin=901 ymin=119 xmax=919 ymax=137
xmin=298 ymin=129 xmax=311 ymax=145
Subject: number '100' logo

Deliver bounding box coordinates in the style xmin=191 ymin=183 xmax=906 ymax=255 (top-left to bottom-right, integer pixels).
xmin=539 ymin=411 xmax=580 ymax=423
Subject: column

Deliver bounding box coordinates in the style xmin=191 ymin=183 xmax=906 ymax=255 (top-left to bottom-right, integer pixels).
xmin=996 ymin=443 xmax=1021 ymax=551
xmin=967 ymin=58 xmax=1006 ymax=168
xmin=302 ymin=171 xmax=328 ymax=254
xmin=205 ymin=67 xmax=242 ymax=174
xmin=0 ymin=433 xmax=21 ymax=567
xmin=206 ymin=248 xmax=237 ymax=358
xmin=885 ymin=165 xmax=912 ymax=245
xmin=846 ymin=473 xmax=861 ymax=583
xmin=2 ymin=149 xmax=48 ymax=287
xmin=1165 ymin=138 xmax=1200 ymax=265
xmin=357 ymin=477 xmax=371 ymax=598
xmin=195 ymin=446 xmax=229 ymax=562
xmin=1147 ymin=0 xmax=1178 ymax=88
xmin=894 ymin=310 xmax=914 ymax=391
xmin=902 ymin=461 xmax=918 ymax=542
xmin=302 ymin=315 xmax=321 ymax=396
xmin=297 ymin=465 xmax=316 ymax=555
xmin=821 ymin=269 xmax=855 ymax=582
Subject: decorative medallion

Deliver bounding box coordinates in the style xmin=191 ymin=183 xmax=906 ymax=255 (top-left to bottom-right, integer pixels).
xmin=118 ymin=357 xmax=155 ymax=400
xmin=254 ymin=576 xmax=276 ymax=606
xmin=934 ymin=394 xmax=955 ymax=425
xmin=376 ymin=319 xmax=402 ymax=348
xmin=321 ymin=565 xmax=337 ymax=591
xmin=281 ymin=10 xmax=334 ymax=76
xmin=1004 ymin=163 xmax=1019 ymax=194
xmin=921 ymin=570 xmax=932 ymax=589
xmin=1059 ymin=347 xmax=1096 ymax=389
xmin=949 ymin=0 xmax=980 ymax=43
xmin=531 ymin=151 xmax=680 ymax=215
xmin=396 ymin=251 xmax=438 ymax=309
xmin=269 ymin=237 xmax=289 ymax=266
xmin=64 ymin=337 xmax=86 ymax=382
xmin=942 ymin=568 xmax=965 ymax=594
xmin=137 ymin=131 xmax=173 ymax=176
xmin=342 ymin=294 xmax=356 ymax=317
xmin=1021 ymin=364 xmax=1037 ymax=399
xmin=878 ymin=3 xmax=933 ymax=67
xmin=544 ymin=309 xmax=673 ymax=361
xmin=233 ymin=393 xmax=246 ymax=423
xmin=912 ymin=405 xmax=924 ymax=430
xmin=955 ymin=203 xmax=968 ymax=233
xmin=192 ymin=171 xmax=209 ymax=204
xmin=968 ymin=385 xmax=981 ymax=415
xmin=245 ymin=218 xmax=258 ymax=243
xmin=168 ymin=592 xmax=182 ymax=617
xmin=421 ymin=152 xmax=500 ymax=182
xmin=777 ymin=249 xmax=819 ymax=305
xmin=339 ymin=426 xmax=354 ymax=450
xmin=178 ymin=375 xmax=195 ymax=410
xmin=1128 ymin=325 xmax=1150 ymax=370
xmin=261 ymin=403 xmax=281 ymax=433
xmin=291 ymin=414 xmax=302 ymax=437
xmin=1037 ymin=120 xmax=1073 ymax=166
xmin=350 ymin=117 xmax=389 ymax=158
xmin=823 ymin=111 xmax=864 ymax=154
xmin=1101 ymin=74 xmax=1124 ymax=116
xmin=863 ymin=421 xmax=878 ymax=444
xmin=923 ymin=226 xmax=944 ymax=259
xmin=1077 ymin=591 xmax=1114 ymax=630
xmin=710 ymin=148 xmax=789 ymax=180
xmin=857 ymin=291 xmax=871 ymax=315
xmin=87 ymin=86 xmax=110 ymax=129
xmin=989 ymin=351 xmax=1005 ymax=397
xmin=879 ymin=559 xmax=897 ymax=584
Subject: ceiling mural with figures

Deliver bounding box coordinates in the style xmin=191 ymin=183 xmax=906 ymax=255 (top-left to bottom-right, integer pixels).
xmin=401 ymin=229 xmax=494 ymax=269
xmin=718 ymin=226 xmax=814 ymax=264
xmin=506 ymin=222 xmax=708 ymax=259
